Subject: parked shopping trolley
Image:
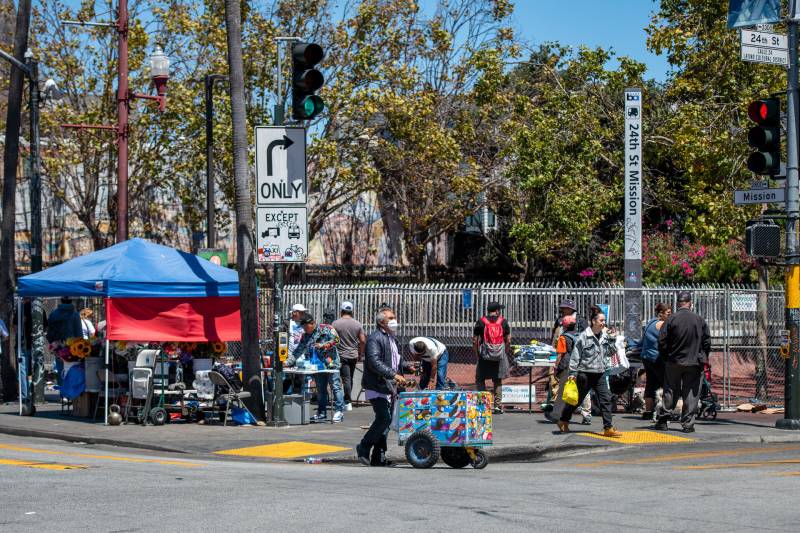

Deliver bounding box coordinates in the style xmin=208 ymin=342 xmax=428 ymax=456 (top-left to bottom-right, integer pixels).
xmin=395 ymin=390 xmax=493 ymax=469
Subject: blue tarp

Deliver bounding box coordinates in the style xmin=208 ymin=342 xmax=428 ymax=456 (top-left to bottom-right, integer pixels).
xmin=17 ymin=238 xmax=239 ymax=298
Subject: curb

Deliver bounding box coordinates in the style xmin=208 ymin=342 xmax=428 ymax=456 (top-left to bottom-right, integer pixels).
xmin=0 ymin=425 xmax=187 ymax=455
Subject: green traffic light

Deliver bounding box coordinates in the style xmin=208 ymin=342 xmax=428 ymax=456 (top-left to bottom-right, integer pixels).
xmin=300 ymin=95 xmax=324 ymax=119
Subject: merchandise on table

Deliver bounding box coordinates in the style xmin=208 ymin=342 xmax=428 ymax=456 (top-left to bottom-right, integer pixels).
xmin=513 ymin=340 xmax=557 ymax=364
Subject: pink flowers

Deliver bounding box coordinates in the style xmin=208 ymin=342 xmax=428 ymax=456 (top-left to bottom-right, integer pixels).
xmin=578 ymin=268 xmax=596 ymax=279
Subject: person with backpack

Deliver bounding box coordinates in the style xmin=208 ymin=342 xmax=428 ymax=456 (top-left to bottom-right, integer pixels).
xmin=557 ymin=307 xmax=622 ymax=437
xmin=640 ymin=302 xmax=672 ymax=420
xmin=473 ymin=302 xmax=511 ymax=414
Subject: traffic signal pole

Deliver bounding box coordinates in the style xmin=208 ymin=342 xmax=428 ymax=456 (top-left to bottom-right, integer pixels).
xmin=778 ymin=6 xmax=800 ymax=430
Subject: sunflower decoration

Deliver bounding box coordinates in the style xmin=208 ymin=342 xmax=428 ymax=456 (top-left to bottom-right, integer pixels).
xmin=68 ymin=338 xmax=92 ymax=359
xmin=211 ymin=341 xmax=227 ymax=355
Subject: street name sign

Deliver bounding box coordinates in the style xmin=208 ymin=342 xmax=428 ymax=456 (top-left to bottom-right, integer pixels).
xmin=734 ymin=187 xmax=786 ymax=205
xmin=740 ymin=29 xmax=788 ymax=65
xmin=255 ymin=126 xmax=307 ymax=205
xmin=623 ymin=88 xmax=643 ymax=342
xmin=256 ymin=206 xmax=308 ymax=263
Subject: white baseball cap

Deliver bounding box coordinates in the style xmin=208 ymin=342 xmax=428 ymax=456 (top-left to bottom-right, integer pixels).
xmin=341 ymin=301 xmax=354 ymax=312
xmin=291 ymin=303 xmax=307 ymax=313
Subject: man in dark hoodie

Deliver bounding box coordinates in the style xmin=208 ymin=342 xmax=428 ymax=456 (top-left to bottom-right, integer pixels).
xmin=656 ymin=291 xmax=711 ymax=433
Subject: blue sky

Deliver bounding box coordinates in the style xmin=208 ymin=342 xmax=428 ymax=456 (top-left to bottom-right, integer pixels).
xmin=510 ymin=0 xmax=670 ymax=81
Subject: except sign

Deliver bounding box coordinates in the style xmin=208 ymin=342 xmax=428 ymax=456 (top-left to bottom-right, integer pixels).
xmin=734 ymin=187 xmax=786 ymax=205
xmin=255 ymin=126 xmax=307 ymax=205
xmin=256 ymin=206 xmax=308 ymax=263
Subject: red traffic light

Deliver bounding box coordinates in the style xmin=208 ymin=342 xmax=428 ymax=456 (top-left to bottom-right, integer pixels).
xmin=747 ymin=99 xmax=780 ymax=126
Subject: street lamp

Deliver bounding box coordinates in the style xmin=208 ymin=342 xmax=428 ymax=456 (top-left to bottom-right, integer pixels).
xmin=150 ymin=45 xmax=169 ymax=112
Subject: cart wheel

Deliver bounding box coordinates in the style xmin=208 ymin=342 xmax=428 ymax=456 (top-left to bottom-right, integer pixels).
xmin=470 ymin=449 xmax=488 ymax=469
xmin=440 ymin=447 xmax=471 ymax=469
xmin=150 ymin=407 xmax=168 ymax=426
xmin=404 ymin=429 xmax=440 ymax=469
xmin=710 ymin=408 xmax=717 ymax=420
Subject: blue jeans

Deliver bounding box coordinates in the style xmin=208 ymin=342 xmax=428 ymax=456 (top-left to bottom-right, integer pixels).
xmin=315 ymin=371 xmax=344 ymax=414
xmin=420 ymin=349 xmax=449 ymax=390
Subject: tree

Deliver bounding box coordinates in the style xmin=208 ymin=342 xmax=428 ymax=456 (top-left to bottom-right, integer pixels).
xmin=223 ymin=0 xmax=262 ymax=418
xmin=0 ymin=0 xmax=30 ymax=400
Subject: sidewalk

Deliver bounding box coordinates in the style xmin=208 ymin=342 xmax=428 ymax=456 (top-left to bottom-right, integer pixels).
xmin=1 ymin=400 xmax=798 ymax=463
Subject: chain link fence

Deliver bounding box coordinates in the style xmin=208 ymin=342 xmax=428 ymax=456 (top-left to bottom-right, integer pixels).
xmin=25 ymin=283 xmax=785 ymax=409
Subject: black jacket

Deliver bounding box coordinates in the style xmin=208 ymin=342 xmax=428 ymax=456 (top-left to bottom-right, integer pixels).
xmin=362 ymin=328 xmax=413 ymax=395
xmin=658 ymin=307 xmax=711 ymax=366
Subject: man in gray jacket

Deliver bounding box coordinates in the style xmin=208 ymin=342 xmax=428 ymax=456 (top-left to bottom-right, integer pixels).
xmin=656 ymin=291 xmax=711 ymax=433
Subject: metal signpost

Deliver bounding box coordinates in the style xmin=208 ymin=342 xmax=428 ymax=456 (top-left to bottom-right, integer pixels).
xmin=623 ymin=88 xmax=643 ymax=341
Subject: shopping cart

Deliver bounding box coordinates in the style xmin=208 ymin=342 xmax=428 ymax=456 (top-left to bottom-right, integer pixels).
xmin=395 ymin=390 xmax=493 ymax=469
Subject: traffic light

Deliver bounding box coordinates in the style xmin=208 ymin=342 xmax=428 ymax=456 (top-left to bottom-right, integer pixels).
xmin=746 ymin=98 xmax=781 ymax=175
xmin=291 ymin=42 xmax=324 ymax=120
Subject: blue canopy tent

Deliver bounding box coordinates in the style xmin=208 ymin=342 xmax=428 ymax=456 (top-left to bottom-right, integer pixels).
xmin=15 ymin=238 xmax=241 ymax=423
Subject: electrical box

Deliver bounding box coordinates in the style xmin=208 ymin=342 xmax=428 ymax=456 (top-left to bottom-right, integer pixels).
xmin=278 ymin=332 xmax=289 ymax=362
xmin=746 ymin=222 xmax=781 ymax=257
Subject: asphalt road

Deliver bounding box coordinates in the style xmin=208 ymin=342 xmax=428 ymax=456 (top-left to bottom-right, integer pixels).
xmin=0 ymin=434 xmax=798 ymax=533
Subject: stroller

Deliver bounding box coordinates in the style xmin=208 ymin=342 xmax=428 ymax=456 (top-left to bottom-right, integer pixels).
xmin=697 ymin=363 xmax=719 ymax=420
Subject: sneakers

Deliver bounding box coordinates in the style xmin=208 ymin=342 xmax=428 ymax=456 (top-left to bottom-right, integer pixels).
xmin=310 ymin=413 xmax=328 ymax=423
xmin=654 ymin=421 xmax=668 ymax=431
xmin=682 ymin=426 xmax=695 ymax=433
xmin=603 ymin=427 xmax=623 ymax=438
xmin=344 ymin=403 xmax=353 ymax=412
xmin=333 ymin=411 xmax=344 ymax=423
xmin=556 ymin=420 xmax=569 ymax=433
xmin=580 ymin=417 xmax=592 ymax=425
xmin=641 ymin=411 xmax=654 ymax=421
xmin=354 ymin=444 xmax=370 ymax=466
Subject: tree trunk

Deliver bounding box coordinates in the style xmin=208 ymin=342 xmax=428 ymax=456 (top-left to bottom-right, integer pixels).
xmin=755 ymin=260 xmax=769 ymax=402
xmin=224 ymin=0 xmax=263 ymax=419
xmin=0 ymin=0 xmax=31 ymax=401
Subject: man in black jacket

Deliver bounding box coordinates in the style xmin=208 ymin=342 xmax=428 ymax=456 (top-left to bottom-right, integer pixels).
xmin=656 ymin=291 xmax=711 ymax=433
xmin=355 ymin=307 xmax=414 ymax=466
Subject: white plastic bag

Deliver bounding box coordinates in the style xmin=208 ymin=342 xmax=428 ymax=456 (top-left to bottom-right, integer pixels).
xmin=607 ymin=335 xmax=630 ymax=376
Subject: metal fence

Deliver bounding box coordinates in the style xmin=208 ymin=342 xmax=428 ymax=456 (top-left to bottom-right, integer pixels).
xmin=31 ymin=282 xmax=787 ymax=410
xmin=277 ymin=282 xmax=787 ymax=409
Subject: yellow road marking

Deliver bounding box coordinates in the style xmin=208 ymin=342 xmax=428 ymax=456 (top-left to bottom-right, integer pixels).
xmin=215 ymin=441 xmax=350 ymax=459
xmin=0 ymin=458 xmax=87 ymax=470
xmin=676 ymin=459 xmax=800 ymax=471
xmin=576 ymin=430 xmax=694 ymax=445
xmin=0 ymin=444 xmax=202 ymax=468
xmin=575 ymin=445 xmax=800 ymax=467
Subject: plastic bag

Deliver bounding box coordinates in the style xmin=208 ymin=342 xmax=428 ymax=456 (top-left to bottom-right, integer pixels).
xmin=562 ymin=379 xmax=579 ymax=406
xmin=231 ymin=406 xmax=256 ymax=425
xmin=607 ymin=335 xmax=630 ymax=376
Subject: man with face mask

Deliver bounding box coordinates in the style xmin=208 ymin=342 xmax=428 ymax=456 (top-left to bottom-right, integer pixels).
xmin=355 ymin=307 xmax=416 ymax=466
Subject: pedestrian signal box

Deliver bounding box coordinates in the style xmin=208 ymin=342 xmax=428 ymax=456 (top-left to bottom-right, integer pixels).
xmin=745 ymin=221 xmax=781 ymax=257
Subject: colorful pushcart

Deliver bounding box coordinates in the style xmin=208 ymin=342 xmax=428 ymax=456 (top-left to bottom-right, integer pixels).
xmin=396 ymin=390 xmax=493 ymax=469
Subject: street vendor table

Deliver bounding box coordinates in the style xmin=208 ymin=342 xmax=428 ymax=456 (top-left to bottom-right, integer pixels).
xmin=261 ymin=367 xmax=340 ymax=424
xmin=514 ymin=359 xmax=555 ymax=413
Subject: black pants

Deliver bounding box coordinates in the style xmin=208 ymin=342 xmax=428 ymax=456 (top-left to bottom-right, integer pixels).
xmin=560 ymin=372 xmax=614 ymax=429
xmin=339 ymin=358 xmax=357 ymax=403
xmin=359 ymin=397 xmax=392 ymax=463
xmin=658 ymin=363 xmax=702 ymax=429
xmin=642 ymin=358 xmax=665 ymax=401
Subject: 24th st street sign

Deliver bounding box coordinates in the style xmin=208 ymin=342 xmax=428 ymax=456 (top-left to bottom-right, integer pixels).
xmin=255 ymin=126 xmax=306 ymax=205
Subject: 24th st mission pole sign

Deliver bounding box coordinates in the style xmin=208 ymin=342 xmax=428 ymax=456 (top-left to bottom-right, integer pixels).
xmin=255 ymin=126 xmax=309 ymax=263
xmin=624 ymin=88 xmax=643 ymax=341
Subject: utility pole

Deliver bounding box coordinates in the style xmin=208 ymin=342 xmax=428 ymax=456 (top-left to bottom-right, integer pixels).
xmin=205 ymin=74 xmax=228 ymax=249
xmin=0 ymin=0 xmax=31 ymax=401
xmin=779 ymin=3 xmax=800 ymax=430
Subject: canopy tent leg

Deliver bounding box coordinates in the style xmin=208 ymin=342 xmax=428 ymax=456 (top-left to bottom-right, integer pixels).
xmin=104 ymin=339 xmax=109 ymax=426
xmin=17 ymin=297 xmax=22 ymax=416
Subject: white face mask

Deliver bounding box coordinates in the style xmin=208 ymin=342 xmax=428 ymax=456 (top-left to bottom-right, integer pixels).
xmin=386 ymin=319 xmax=399 ymax=333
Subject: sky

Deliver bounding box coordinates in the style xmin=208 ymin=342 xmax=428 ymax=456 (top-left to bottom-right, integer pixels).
xmin=510 ymin=0 xmax=670 ymax=81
